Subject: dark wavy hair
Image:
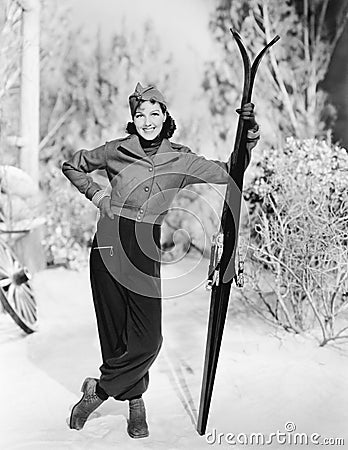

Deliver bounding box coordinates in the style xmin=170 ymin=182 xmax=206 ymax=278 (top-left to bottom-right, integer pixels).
xmin=126 ymin=100 xmax=177 ymax=139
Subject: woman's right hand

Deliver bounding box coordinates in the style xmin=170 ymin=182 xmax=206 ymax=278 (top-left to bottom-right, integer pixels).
xmin=99 ymin=196 xmax=114 ymax=219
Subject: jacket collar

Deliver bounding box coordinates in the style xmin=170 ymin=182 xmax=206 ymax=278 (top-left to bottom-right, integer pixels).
xmin=119 ymin=134 xmax=175 ymax=158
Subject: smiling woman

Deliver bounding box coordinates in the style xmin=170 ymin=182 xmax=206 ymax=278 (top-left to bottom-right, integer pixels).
xmin=125 ymin=84 xmax=177 ymax=155
xmin=61 ymin=81 xmax=260 ymax=439
xmin=134 ymin=102 xmax=166 ymax=140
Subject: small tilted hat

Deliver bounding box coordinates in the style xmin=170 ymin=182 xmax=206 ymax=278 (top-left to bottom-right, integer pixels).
xmin=129 ymin=82 xmax=167 ymax=117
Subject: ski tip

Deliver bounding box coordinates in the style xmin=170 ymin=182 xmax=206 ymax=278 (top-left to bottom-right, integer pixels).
xmin=230 ymin=28 xmax=241 ymax=39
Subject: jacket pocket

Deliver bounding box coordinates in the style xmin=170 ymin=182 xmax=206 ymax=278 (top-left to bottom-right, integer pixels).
xmin=155 ymin=181 xmax=167 ymax=201
xmin=115 ymin=176 xmax=138 ymax=196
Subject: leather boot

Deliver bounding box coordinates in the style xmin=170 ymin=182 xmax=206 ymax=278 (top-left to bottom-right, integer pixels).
xmin=127 ymin=397 xmax=149 ymax=438
xmin=69 ymin=377 xmax=105 ymax=430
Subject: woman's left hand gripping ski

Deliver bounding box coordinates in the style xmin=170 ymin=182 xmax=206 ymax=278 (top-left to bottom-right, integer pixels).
xmin=236 ymin=102 xmax=258 ymax=129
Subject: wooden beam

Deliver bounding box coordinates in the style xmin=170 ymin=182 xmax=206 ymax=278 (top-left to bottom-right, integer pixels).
xmin=20 ymin=0 xmax=40 ymax=185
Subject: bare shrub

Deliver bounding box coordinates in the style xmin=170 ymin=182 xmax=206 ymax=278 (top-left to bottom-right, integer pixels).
xmin=243 ymin=138 xmax=348 ymax=345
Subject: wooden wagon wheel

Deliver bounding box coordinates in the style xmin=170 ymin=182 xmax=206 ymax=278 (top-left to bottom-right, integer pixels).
xmin=0 ymin=238 xmax=37 ymax=334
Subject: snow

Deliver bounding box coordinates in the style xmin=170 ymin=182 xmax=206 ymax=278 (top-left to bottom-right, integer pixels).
xmin=1 ymin=257 xmax=348 ymax=449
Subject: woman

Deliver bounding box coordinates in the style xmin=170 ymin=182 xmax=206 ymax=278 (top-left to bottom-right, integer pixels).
xmin=62 ymin=82 xmax=260 ymax=438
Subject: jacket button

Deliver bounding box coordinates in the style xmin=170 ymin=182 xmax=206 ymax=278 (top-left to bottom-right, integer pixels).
xmin=144 ymin=186 xmax=149 ymax=192
xmin=148 ymin=167 xmax=153 ymax=172
xmin=137 ymin=215 xmax=142 ymax=221
xmin=139 ymin=209 xmax=144 ymax=213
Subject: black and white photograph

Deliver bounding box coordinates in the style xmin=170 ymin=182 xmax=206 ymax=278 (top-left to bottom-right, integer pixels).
xmin=1 ymin=0 xmax=348 ymax=448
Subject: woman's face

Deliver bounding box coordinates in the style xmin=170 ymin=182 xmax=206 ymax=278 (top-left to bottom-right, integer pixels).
xmin=133 ymin=101 xmax=166 ymax=140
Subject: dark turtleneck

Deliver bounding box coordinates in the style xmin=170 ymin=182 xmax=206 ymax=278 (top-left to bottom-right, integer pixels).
xmin=136 ymin=132 xmax=163 ymax=157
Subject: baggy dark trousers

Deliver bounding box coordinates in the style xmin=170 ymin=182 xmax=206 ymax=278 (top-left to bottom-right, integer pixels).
xmin=89 ymin=215 xmax=163 ymax=401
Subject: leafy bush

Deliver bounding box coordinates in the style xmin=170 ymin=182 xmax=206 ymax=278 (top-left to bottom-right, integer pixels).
xmin=41 ymin=163 xmax=97 ymax=270
xmin=244 ymin=138 xmax=348 ymax=345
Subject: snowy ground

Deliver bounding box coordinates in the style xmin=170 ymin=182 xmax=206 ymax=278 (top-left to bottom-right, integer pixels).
xmin=1 ymin=256 xmax=348 ymax=449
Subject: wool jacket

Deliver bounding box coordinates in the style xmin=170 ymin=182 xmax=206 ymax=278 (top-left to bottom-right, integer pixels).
xmin=62 ymin=134 xmax=255 ymax=224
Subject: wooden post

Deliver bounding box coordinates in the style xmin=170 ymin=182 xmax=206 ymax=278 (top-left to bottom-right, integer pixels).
xmin=20 ymin=0 xmax=40 ymax=185
xmin=17 ymin=0 xmax=46 ymax=272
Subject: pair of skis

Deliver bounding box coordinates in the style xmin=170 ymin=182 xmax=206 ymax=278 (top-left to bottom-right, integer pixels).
xmin=197 ymin=29 xmax=280 ymax=436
